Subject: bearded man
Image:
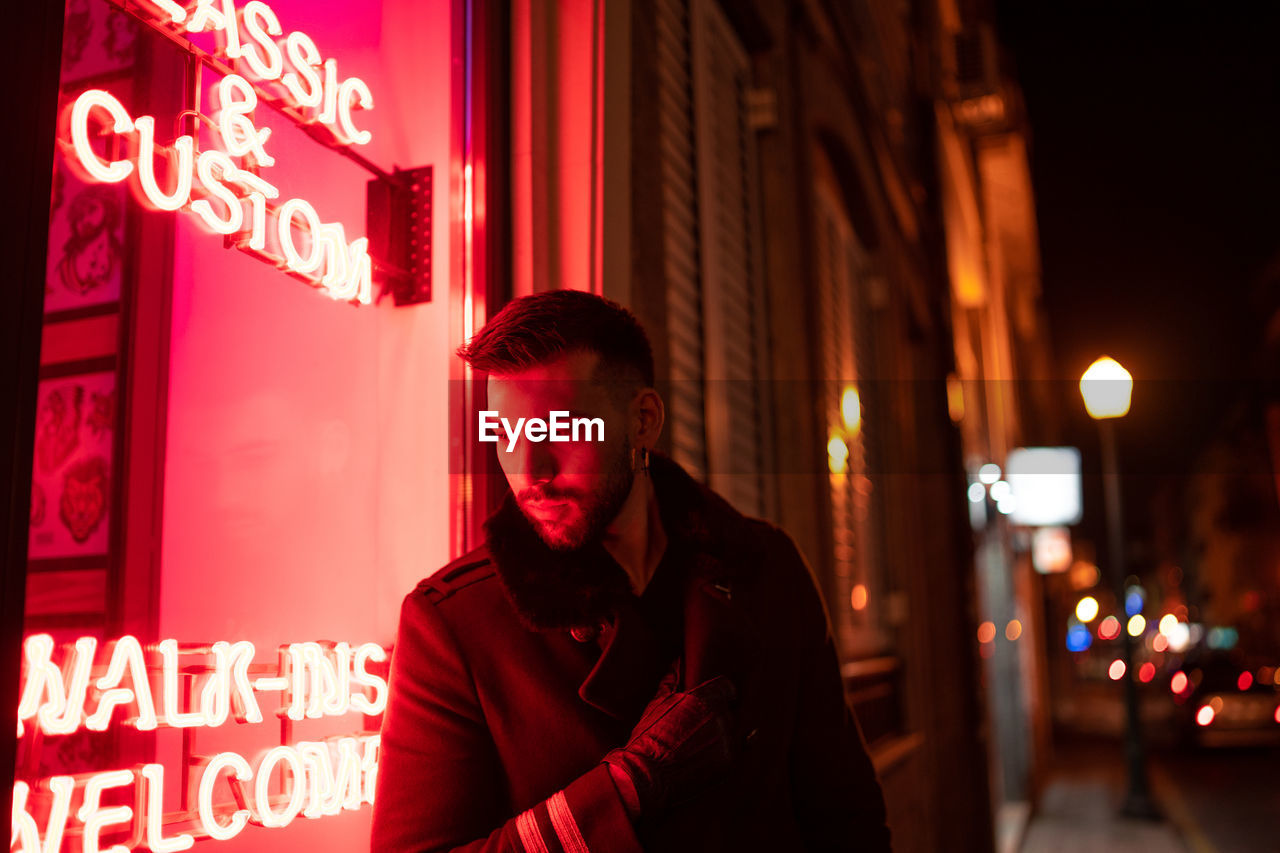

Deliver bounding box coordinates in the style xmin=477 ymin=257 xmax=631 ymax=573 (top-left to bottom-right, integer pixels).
xmin=372 ymin=290 xmax=891 ymax=852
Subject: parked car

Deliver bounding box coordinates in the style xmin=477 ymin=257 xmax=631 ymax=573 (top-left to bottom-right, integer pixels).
xmin=1171 ymin=651 xmax=1280 ymax=747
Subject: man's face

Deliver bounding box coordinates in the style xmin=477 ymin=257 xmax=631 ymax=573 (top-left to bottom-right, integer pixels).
xmin=487 ymin=350 xmax=634 ymax=550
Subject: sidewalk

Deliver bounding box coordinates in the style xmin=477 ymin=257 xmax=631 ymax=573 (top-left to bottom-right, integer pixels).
xmin=1019 ymin=774 xmax=1187 ymax=852
xmin=1016 ymin=744 xmax=1188 ymax=853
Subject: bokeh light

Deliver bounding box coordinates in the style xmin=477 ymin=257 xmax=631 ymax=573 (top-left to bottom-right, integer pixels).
xmin=1152 ymin=634 xmax=1168 ymax=653
xmin=1170 ymin=672 xmax=1188 ymax=694
xmin=1158 ymin=614 xmax=1178 ymax=635
xmin=977 ymin=621 xmax=996 ymax=644
xmin=1127 ymin=614 xmax=1146 ymax=637
xmin=1108 ymin=659 xmax=1126 ymax=680
xmin=989 ymin=480 xmax=1011 ymax=502
xmin=1124 ymin=588 xmax=1144 ymax=616
xmin=1237 ymin=671 xmax=1253 ymax=691
xmin=1207 ymin=627 xmax=1239 ymax=650
xmin=851 ymin=584 xmax=868 ymax=611
xmin=1138 ymin=662 xmax=1155 ymax=683
xmin=1196 ymin=705 xmax=1215 ymax=727
xmin=827 ymin=435 xmax=849 ymax=474
xmin=1079 ymin=356 xmax=1133 ymax=419
xmin=978 ymin=463 xmax=1001 ymax=485
xmin=1098 ymin=616 xmax=1121 ymax=640
xmin=1066 ymin=625 xmax=1092 ymax=652
xmin=1068 ymin=560 xmax=1100 ymax=590
xmin=967 ymin=482 xmax=986 ymax=503
xmin=1005 ymin=620 xmax=1023 ymax=641
xmin=841 ymin=386 xmax=862 ymax=434
xmin=1075 ymin=596 xmax=1099 ymax=623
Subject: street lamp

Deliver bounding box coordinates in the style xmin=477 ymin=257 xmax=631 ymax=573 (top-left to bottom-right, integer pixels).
xmin=1079 ymin=356 xmax=1157 ymax=818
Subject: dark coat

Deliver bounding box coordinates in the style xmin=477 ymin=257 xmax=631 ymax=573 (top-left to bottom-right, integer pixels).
xmin=372 ymin=454 xmax=891 ymax=852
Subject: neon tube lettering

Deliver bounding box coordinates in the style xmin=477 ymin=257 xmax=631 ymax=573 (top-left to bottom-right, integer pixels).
xmin=10 ymin=776 xmax=74 ymax=853
xmin=281 ymin=32 xmax=323 ymax=109
xmin=335 ymin=77 xmax=374 ymax=146
xmin=297 ymin=741 xmax=332 ymax=819
xmin=350 ymin=642 xmax=388 ymax=715
xmin=317 ymin=221 xmax=350 ymax=294
xmin=70 ymin=90 xmax=134 ymax=184
xmin=322 ymin=643 xmax=353 ymax=716
xmin=214 ymin=74 xmax=274 ymax=167
xmin=139 ymin=765 xmax=195 ymax=852
xmin=317 ymin=59 xmax=340 ymax=126
xmin=17 ymin=635 xmax=390 ymax=737
xmin=277 ymin=198 xmax=324 ymax=275
xmin=361 ymin=735 xmax=380 ymax=804
xmin=224 ymin=641 xmax=264 ymax=724
xmin=133 ymin=116 xmax=194 ymax=212
xmin=78 ymin=770 xmax=134 ymax=853
xmin=17 ymin=634 xmax=95 ymax=737
xmin=198 ymin=753 xmax=253 ymax=841
xmin=230 ymin=169 xmax=279 ymax=255
xmin=191 ymin=150 xmax=245 ymax=234
xmin=198 ymin=641 xmax=258 ymax=728
xmin=253 ymin=747 xmax=305 ymax=827
xmin=86 ymin=636 xmax=158 ymax=732
xmin=186 ymin=0 xmax=242 ymax=62
xmin=156 ymin=640 xmax=211 ymax=728
xmin=295 ymin=737 xmax=363 ymax=815
xmin=238 ymin=2 xmax=283 ymax=80
xmin=285 ymin=642 xmax=339 ymax=720
xmin=129 ymin=1 xmax=374 ymax=148
xmin=139 ymin=0 xmax=188 ymax=24
xmin=296 ymin=740 xmax=362 ymax=819
xmin=330 ymin=738 xmax=365 ymax=811
xmin=346 ymin=238 xmax=372 ymax=304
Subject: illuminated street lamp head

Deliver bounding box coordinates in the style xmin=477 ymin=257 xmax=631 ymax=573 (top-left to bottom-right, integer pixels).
xmin=841 ymin=385 xmax=862 ymax=434
xmin=1079 ymin=356 xmax=1133 ymax=419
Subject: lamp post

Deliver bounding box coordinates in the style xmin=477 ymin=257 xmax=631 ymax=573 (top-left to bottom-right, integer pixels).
xmin=1079 ymin=356 xmax=1156 ymax=818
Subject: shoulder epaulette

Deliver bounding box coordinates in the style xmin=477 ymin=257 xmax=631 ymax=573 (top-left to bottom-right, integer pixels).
xmin=415 ymin=555 xmax=495 ymax=603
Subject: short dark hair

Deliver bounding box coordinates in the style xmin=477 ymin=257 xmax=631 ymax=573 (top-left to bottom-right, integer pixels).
xmin=458 ymin=290 xmax=656 ymax=388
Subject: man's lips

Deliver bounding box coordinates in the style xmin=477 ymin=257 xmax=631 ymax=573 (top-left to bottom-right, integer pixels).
xmin=522 ymin=500 xmax=572 ymax=519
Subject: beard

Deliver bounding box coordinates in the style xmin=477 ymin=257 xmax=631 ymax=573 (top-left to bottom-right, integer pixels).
xmin=484 ymin=439 xmax=640 ymax=631
xmin=515 ymin=437 xmax=635 ymax=551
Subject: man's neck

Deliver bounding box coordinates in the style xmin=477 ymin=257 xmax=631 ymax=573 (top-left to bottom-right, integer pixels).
xmin=601 ymin=473 xmax=667 ymax=595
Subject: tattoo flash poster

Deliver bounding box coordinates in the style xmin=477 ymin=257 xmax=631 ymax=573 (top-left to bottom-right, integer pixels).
xmin=44 ymin=158 xmax=127 ymax=315
xmin=60 ymin=0 xmax=138 ymax=84
xmin=28 ymin=371 xmax=116 ymax=560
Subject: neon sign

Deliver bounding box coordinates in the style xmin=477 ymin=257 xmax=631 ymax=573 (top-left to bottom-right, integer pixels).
xmin=12 ymin=634 xmax=387 ymax=850
xmin=61 ymin=0 xmax=381 ymax=304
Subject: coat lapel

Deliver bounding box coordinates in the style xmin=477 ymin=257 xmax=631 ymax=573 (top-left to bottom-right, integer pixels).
xmin=680 ymin=553 xmax=760 ymax=691
xmin=486 ymin=451 xmax=764 ymax=724
xmin=577 ymin=598 xmax=668 ymax=720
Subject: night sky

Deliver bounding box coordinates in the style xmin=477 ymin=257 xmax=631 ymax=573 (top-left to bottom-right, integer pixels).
xmin=993 ymin=3 xmax=1280 ymax=548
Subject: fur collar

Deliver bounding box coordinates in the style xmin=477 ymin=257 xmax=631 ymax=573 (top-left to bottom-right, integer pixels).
xmin=484 ymin=452 xmax=747 ymax=631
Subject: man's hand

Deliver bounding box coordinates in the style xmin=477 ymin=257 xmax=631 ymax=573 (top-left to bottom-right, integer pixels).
xmin=603 ymin=670 xmax=737 ymax=821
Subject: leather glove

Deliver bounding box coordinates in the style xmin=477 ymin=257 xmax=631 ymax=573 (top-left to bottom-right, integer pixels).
xmin=603 ymin=668 xmax=736 ymax=820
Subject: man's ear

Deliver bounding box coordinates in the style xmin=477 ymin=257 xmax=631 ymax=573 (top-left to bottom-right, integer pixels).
xmin=632 ymin=388 xmax=664 ymax=449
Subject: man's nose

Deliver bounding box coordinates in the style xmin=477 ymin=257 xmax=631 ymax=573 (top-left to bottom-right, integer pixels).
xmin=508 ymin=435 xmax=558 ymax=485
